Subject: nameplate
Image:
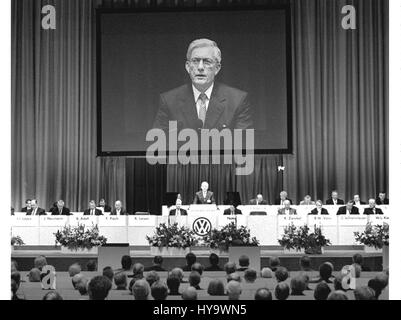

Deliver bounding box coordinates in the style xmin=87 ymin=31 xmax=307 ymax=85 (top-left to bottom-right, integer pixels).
xmin=98 ymin=216 xmax=127 ymax=227
xmin=69 ymin=216 xmax=99 ymax=226
xmin=128 ymin=215 xmax=156 ymax=227
xmin=11 ymin=216 xmax=40 ymax=227
xmin=278 ymin=215 xmax=305 ymax=227
xmin=307 ymin=215 xmax=337 ymax=226
xmin=40 ymin=216 xmax=69 ymax=227
xmin=337 ymin=215 xmax=368 ymax=226
xmin=217 ymin=215 xmax=247 ymax=228
xmin=368 ymin=215 xmax=390 ymax=226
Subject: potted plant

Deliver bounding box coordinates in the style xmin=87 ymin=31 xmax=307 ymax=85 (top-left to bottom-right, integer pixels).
xmin=203 ymin=222 xmax=260 ymax=254
xmin=278 ymin=223 xmax=304 ymax=253
xmin=146 ymin=223 xmax=198 ymax=256
xmin=11 ymin=235 xmax=25 ymax=251
xmin=54 ymin=224 xmax=107 ymax=253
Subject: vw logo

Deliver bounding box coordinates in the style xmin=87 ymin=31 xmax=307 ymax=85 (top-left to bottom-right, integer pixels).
xmin=192 ymin=217 xmax=212 ymax=236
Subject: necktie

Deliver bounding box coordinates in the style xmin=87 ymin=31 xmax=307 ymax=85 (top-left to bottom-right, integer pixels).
xmin=91 ymin=209 xmax=94 ymax=216
xmin=59 ymin=209 xmax=62 ymax=215
xmin=176 ymin=209 xmax=180 ymax=217
xmin=33 ymin=209 xmax=37 ymax=216
xmin=198 ymin=93 xmax=207 ymax=125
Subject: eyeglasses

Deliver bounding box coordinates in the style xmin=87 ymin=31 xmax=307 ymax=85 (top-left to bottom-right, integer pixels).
xmin=189 ymin=58 xmax=217 ymax=68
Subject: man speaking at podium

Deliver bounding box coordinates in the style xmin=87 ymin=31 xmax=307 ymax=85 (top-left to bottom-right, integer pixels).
xmin=152 ymin=38 xmax=253 ymax=132
xmin=193 ymin=181 xmax=216 ymax=204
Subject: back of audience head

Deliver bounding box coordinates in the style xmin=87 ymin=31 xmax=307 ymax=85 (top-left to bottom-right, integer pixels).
xmin=375 ymin=272 xmax=389 ymax=289
xmin=68 ymin=263 xmax=81 ymax=277
xmin=185 ymin=252 xmax=197 ymax=267
xmin=189 ymin=271 xmax=201 ymax=287
xmin=34 ymin=255 xmax=47 ymax=271
xmin=314 ymin=281 xmax=332 ymax=300
xmin=209 ymin=253 xmax=219 ymax=267
xmin=227 ymin=272 xmax=241 ymax=283
xmin=327 ymin=290 xmax=348 ymax=300
xmin=244 ymin=268 xmax=257 ymax=283
xmin=28 ymin=268 xmax=41 ymax=282
xmin=275 ymin=266 xmax=289 ymax=282
xmin=367 ymin=279 xmax=383 ymax=299
xmin=114 ymin=272 xmax=128 ymax=290
xmin=207 ymin=279 xmax=225 ymax=296
xmin=270 ymin=257 xmax=280 ymax=270
xmin=86 ymin=260 xmax=97 ymax=271
xmin=191 ymin=262 xmax=204 ymax=276
xmin=132 ymin=279 xmax=150 ymax=300
xmin=224 ymin=261 xmax=237 ymax=275
xmin=300 ymin=256 xmax=312 ymax=270
xmin=76 ymin=278 xmax=89 ymax=295
xmin=88 ymin=276 xmax=112 ymax=300
xmin=239 ymin=255 xmax=250 ymax=268
xmin=275 ymin=282 xmax=290 ymax=300
xmin=354 ymin=286 xmax=376 ymax=300
xmin=72 ymin=273 xmax=85 ymax=289
xmin=167 ymin=274 xmax=181 ymax=295
xmin=145 ymin=270 xmax=160 ymax=287
xmin=154 ymin=255 xmax=163 ymax=266
xmin=42 ymin=291 xmax=63 ymax=300
xmin=151 ymin=281 xmax=169 ymax=300
xmin=121 ymin=255 xmax=132 ymax=271
xmin=261 ymin=267 xmax=273 ymax=278
xmin=290 ymin=275 xmax=306 ymax=295
xmin=133 ymin=263 xmax=144 ymax=277
xmin=352 ymin=253 xmax=363 ymax=265
xmin=171 ymin=268 xmax=184 ymax=282
xmin=102 ymin=266 xmax=114 ymax=282
xmin=226 ymin=280 xmax=242 ymax=300
xmin=255 ymin=288 xmax=272 ymax=300
xmin=319 ymin=262 xmax=333 ymax=281
xmin=182 ymin=286 xmax=197 ymax=300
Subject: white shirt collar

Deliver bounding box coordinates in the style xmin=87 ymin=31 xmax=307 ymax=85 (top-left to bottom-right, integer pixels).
xmin=192 ymin=83 xmax=214 ymax=102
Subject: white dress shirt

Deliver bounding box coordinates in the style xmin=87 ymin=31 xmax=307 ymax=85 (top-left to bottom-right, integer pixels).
xmin=192 ymin=84 xmax=214 ymax=118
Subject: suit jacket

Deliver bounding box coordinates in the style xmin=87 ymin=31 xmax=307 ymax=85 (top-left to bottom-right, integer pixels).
xmin=50 ymin=207 xmax=71 ymax=216
xmin=309 ymin=208 xmax=329 ymax=215
xmin=99 ymin=205 xmax=112 ymax=213
xmin=111 ymin=208 xmax=128 ymax=215
xmin=193 ymin=191 xmax=216 ymax=204
xmin=169 ymin=208 xmax=188 ymax=216
xmin=152 ymin=82 xmax=253 ymax=131
xmin=336 ymin=206 xmax=359 ymax=215
xmin=353 ymin=201 xmax=366 ymax=205
xmin=363 ymin=207 xmax=384 ymax=215
xmin=274 ymin=198 xmax=293 ymax=205
xmin=249 ymin=199 xmax=268 ymax=205
xmin=83 ymin=208 xmax=103 ymax=216
xmin=277 ymin=208 xmax=297 ymax=215
xmin=26 ymin=208 xmax=46 ymax=216
xmin=375 ymin=198 xmax=389 ymax=205
xmin=223 ymin=208 xmax=242 ymax=215
xmin=326 ymin=198 xmax=345 ymax=205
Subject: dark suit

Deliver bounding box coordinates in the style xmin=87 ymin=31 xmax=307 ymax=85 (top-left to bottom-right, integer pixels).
xmin=153 ymin=82 xmax=253 ymax=131
xmin=193 ymin=191 xmax=216 ymax=204
xmin=375 ymin=198 xmax=389 ymax=205
xmin=50 ymin=207 xmax=71 ymax=216
xmin=274 ymin=198 xmax=293 ymax=205
xmin=99 ymin=205 xmax=112 ymax=213
xmin=309 ymin=208 xmax=329 ymax=215
xmin=353 ymin=201 xmax=366 ymax=205
xmin=326 ymin=198 xmax=345 ymax=205
xmin=83 ymin=208 xmax=103 ymax=216
xmin=249 ymin=199 xmax=268 ymax=205
xmin=205 ymin=265 xmax=223 ymax=271
xmin=336 ymin=206 xmax=359 ymax=215
xmin=169 ymin=208 xmax=188 ymax=216
xmin=363 ymin=207 xmax=384 ymax=215
xmin=26 ymin=208 xmax=46 ymax=216
xmin=111 ymin=208 xmax=128 ymax=215
xmin=144 ymin=265 xmax=166 ymax=272
xmin=223 ymin=208 xmax=242 ymax=215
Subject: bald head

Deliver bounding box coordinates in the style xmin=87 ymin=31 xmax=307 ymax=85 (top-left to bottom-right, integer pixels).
xmin=182 ymin=286 xmax=197 ymax=300
xmin=226 ymin=280 xmax=242 ymax=300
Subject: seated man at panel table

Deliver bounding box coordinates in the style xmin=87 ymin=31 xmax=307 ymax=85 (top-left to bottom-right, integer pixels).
xmin=277 ymin=200 xmax=297 ymax=215
xmin=98 ymin=199 xmax=112 ymax=213
xmin=336 ymin=200 xmax=360 ymax=215
xmin=309 ymin=200 xmax=329 ymax=215
xmin=83 ymin=200 xmax=103 ymax=216
xmin=169 ymin=199 xmax=188 ymax=216
xmin=275 ymin=191 xmax=293 ymax=205
xmin=223 ymin=204 xmax=242 ymax=215
xmin=21 ymin=199 xmax=32 ymax=212
xmin=299 ymin=195 xmax=315 ymax=205
xmin=326 ymin=190 xmax=345 ymax=205
xmin=376 ymin=192 xmax=389 ymax=205
xmin=50 ymin=200 xmax=71 ymax=215
xmin=249 ymin=194 xmax=268 ymax=205
xmin=363 ymin=199 xmax=384 ymax=215
xmin=353 ymin=194 xmax=366 ymax=205
xmin=193 ymin=181 xmax=216 ymax=204
xmin=111 ymin=200 xmax=127 ymax=215
xmin=26 ymin=199 xmax=46 ymax=216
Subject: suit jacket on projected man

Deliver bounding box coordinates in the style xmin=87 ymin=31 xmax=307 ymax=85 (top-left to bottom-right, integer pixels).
xmin=26 ymin=207 xmax=46 ymax=216
xmin=363 ymin=207 xmax=384 ymax=215
xmin=336 ymin=206 xmax=359 ymax=215
xmin=50 ymin=207 xmax=71 ymax=216
xmin=152 ymin=82 xmax=253 ymax=132
xmin=193 ymin=191 xmax=216 ymax=205
xmin=83 ymin=208 xmax=103 ymax=216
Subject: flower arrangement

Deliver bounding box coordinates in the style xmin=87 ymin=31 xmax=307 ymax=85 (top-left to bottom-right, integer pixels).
xmin=54 ymin=224 xmax=107 ymax=250
xmin=354 ymin=223 xmax=389 ymax=249
xmin=278 ymin=224 xmax=331 ymax=254
xmin=11 ymin=236 xmax=25 ymax=246
xmin=203 ymin=223 xmax=259 ymax=252
xmin=146 ymin=223 xmax=198 ymax=249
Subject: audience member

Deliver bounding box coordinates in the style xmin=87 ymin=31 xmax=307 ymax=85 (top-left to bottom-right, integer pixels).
xmin=86 ymin=260 xmax=97 ymax=271
xmin=68 ymin=263 xmax=81 ymax=277
xmin=227 ymin=272 xmax=241 ymax=283
xmin=261 ymin=267 xmax=273 ymax=278
xmin=102 ymin=266 xmax=114 ymax=282
xmin=205 ymin=253 xmax=222 ymax=271
xmin=42 ymin=291 xmax=63 ymax=300
xmin=145 ymin=270 xmax=160 ymax=287
xmin=310 ymin=262 xmax=333 ymax=283
xmin=189 ymin=271 xmax=202 ymax=290
xmin=274 ymin=282 xmax=290 ymax=300
xmin=171 ymin=268 xmax=185 ymax=283
xmin=226 ymin=280 xmax=242 ymax=300
xmin=182 ymin=286 xmax=197 ymax=300
xmin=114 ymin=272 xmax=128 ymax=290
xmin=132 ymin=279 xmax=150 ymax=300
xmin=11 ymin=279 xmax=23 ymax=300
xmin=270 ymin=257 xmax=280 ymax=272
xmin=237 ymin=255 xmax=250 ymax=271
xmin=191 ymin=262 xmax=204 ymax=276
xmin=207 ymin=279 xmax=225 ymax=296
xmin=314 ymin=281 xmax=331 ymax=300
xmin=290 ymin=275 xmax=306 ymax=296
xmin=151 ymin=281 xmax=169 ymax=300
xmin=145 ymin=255 xmax=166 ymax=271
xmin=254 ymin=288 xmax=272 ymax=300
xmin=299 ymin=256 xmax=313 ymax=271
xmin=327 ymin=290 xmax=348 ymax=300
xmin=28 ymin=268 xmax=41 ymax=282
xmin=182 ymin=252 xmax=197 ymax=271
xmin=224 ymin=261 xmax=237 ymax=275
xmin=120 ymin=255 xmax=132 ymax=272
xmin=167 ymin=274 xmax=181 ymax=295
xmin=352 ymin=253 xmax=371 ymax=272
xmin=244 ymin=268 xmax=257 ymax=283
xmin=88 ymin=276 xmax=112 ymax=300
xmin=72 ymin=273 xmax=85 ymax=289
xmin=76 ymin=278 xmax=89 ymax=296
xmin=34 ymin=255 xmax=47 ymax=271
xmin=275 ymin=267 xmax=289 ymax=282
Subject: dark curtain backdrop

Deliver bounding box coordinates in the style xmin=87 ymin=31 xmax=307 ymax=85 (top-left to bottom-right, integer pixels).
xmin=12 ymin=0 xmax=388 ymax=212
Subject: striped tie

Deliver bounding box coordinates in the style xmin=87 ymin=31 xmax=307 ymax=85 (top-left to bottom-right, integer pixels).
xmin=198 ymin=93 xmax=207 ymax=125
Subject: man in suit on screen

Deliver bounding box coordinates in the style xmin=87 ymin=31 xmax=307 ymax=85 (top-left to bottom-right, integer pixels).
xmin=309 ymin=200 xmax=329 ymax=215
xmin=111 ymin=200 xmax=127 ymax=215
xmin=169 ymin=199 xmax=188 ymax=216
xmin=50 ymin=200 xmax=71 ymax=215
xmin=152 ymin=38 xmax=253 ymax=132
xmin=193 ymin=181 xmax=216 ymax=204
xmin=336 ymin=200 xmax=360 ymax=215
xmin=84 ymin=200 xmax=103 ymax=216
xmin=363 ymin=199 xmax=384 ymax=215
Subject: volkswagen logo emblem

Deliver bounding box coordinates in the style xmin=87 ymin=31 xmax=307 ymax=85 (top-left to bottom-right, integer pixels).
xmin=192 ymin=217 xmax=212 ymax=236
